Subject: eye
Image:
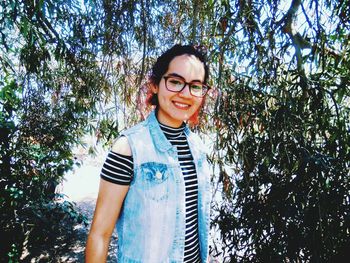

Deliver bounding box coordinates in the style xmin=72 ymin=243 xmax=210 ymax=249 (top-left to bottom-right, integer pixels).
xmin=190 ymin=83 xmax=203 ymax=90
xmin=168 ymin=78 xmax=183 ymax=86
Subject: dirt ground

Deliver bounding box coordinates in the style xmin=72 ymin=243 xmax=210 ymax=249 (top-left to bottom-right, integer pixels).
xmin=42 ymin=155 xmax=120 ymax=263
xmin=57 ymin=159 xmax=118 ymax=263
xmin=57 ymin=197 xmax=118 ymax=263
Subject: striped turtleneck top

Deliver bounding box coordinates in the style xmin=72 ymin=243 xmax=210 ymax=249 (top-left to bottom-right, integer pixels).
xmin=100 ymin=122 xmax=201 ymax=263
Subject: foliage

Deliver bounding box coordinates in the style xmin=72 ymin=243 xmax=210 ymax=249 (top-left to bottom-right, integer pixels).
xmin=1 ymin=0 xmax=349 ymax=262
xmin=208 ymin=0 xmax=350 ymax=262
xmin=0 ymin=0 xmax=104 ymax=260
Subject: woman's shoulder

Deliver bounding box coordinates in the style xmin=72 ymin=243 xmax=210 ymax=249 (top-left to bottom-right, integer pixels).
xmin=113 ymin=119 xmax=151 ymax=155
xmin=111 ymin=136 xmax=132 ymax=156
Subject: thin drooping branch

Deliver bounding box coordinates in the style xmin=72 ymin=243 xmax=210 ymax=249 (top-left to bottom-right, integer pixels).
xmin=278 ymin=0 xmax=345 ymax=72
xmin=191 ymin=0 xmax=199 ymax=43
xmin=139 ymin=0 xmax=147 ymax=87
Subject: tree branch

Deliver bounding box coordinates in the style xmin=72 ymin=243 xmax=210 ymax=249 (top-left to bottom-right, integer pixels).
xmin=277 ymin=0 xmax=344 ymax=75
xmin=139 ymin=0 xmax=147 ymax=86
xmin=191 ymin=0 xmax=199 ymax=43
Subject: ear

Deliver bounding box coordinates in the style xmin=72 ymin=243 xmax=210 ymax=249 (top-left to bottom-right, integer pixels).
xmin=150 ymin=82 xmax=158 ymax=94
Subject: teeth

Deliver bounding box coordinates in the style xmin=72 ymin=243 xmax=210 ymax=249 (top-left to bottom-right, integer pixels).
xmin=174 ymin=102 xmax=190 ymax=108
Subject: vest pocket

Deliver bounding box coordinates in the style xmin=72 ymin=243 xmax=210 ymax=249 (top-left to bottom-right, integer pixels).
xmin=140 ymin=162 xmax=171 ymax=201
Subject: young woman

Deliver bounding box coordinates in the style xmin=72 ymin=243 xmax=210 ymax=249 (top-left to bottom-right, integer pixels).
xmin=86 ymin=44 xmax=212 ymax=263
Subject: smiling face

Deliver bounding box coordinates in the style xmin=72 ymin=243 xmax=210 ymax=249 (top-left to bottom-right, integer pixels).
xmin=152 ymin=54 xmax=205 ymax=127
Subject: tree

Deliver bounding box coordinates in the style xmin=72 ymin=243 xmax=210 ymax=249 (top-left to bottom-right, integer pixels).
xmin=0 ymin=0 xmax=111 ymax=260
xmin=208 ymin=0 xmax=350 ymax=261
xmin=0 ymin=0 xmax=209 ymax=260
xmin=1 ymin=0 xmax=349 ymax=261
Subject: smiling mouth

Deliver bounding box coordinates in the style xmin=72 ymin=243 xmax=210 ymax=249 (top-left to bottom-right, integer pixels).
xmin=173 ymin=101 xmax=191 ymax=109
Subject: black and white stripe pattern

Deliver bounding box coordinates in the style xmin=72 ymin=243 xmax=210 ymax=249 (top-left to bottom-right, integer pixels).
xmin=100 ymin=123 xmax=200 ymax=262
xmin=159 ymin=123 xmax=200 ymax=263
xmin=100 ymin=151 xmax=133 ymax=185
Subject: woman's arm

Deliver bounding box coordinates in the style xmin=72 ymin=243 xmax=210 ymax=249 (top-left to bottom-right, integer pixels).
xmin=85 ymin=181 xmax=129 ymax=262
xmin=85 ymin=137 xmax=131 ymax=262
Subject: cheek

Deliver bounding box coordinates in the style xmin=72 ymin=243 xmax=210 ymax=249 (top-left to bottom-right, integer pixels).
xmin=194 ymin=99 xmax=204 ymax=110
xmin=158 ymin=92 xmax=172 ymax=104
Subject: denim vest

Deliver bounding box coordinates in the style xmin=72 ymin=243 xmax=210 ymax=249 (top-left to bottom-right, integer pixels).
xmin=116 ymin=110 xmax=211 ymax=263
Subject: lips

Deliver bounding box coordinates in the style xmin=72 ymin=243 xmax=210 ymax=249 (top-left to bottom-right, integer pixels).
xmin=173 ymin=101 xmax=191 ymax=109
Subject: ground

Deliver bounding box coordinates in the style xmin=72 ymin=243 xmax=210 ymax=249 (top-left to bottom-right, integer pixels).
xmin=57 ymin=197 xmax=118 ymax=263
xmin=19 ymin=150 xmax=118 ymax=263
xmin=56 ymin=159 xmax=119 ymax=263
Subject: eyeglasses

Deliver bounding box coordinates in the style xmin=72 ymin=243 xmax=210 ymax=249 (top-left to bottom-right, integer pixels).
xmin=163 ymin=75 xmax=210 ymax=98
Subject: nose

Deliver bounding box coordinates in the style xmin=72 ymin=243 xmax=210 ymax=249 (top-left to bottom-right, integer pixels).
xmin=178 ymin=83 xmax=192 ymax=97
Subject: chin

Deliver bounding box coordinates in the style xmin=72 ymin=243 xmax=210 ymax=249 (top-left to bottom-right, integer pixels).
xmin=174 ymin=112 xmax=192 ymax=121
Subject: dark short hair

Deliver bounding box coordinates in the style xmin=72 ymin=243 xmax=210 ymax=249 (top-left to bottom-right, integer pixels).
xmin=148 ymin=44 xmax=209 ymax=105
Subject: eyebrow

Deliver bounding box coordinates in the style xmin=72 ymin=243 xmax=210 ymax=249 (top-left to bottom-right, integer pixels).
xmin=167 ymin=73 xmax=203 ymax=83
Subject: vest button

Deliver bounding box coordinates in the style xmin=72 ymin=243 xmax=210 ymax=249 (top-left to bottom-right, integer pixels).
xmin=156 ymin=171 xmax=162 ymax=179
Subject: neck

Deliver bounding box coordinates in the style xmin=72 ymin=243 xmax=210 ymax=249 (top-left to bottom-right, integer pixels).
xmin=155 ymin=107 xmax=184 ymax=128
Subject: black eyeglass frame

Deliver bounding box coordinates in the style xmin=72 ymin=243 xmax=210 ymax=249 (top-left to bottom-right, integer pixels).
xmin=163 ymin=75 xmax=211 ymax=98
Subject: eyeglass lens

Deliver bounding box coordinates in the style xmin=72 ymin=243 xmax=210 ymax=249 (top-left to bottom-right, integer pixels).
xmin=165 ymin=77 xmax=208 ymax=97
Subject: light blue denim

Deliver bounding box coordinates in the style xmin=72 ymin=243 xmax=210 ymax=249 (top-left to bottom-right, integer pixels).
xmin=117 ymin=110 xmax=211 ymax=263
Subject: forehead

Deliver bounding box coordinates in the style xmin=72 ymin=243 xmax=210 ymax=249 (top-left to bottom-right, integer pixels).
xmin=166 ymin=54 xmax=205 ymax=82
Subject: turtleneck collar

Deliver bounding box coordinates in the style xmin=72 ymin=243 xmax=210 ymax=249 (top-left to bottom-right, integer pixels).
xmin=158 ymin=122 xmax=186 ymax=139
